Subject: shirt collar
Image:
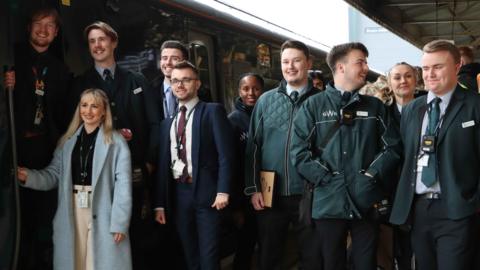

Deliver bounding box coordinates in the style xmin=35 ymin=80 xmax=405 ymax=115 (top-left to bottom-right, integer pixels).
xmin=179 ymin=96 xmax=200 ymax=113
xmin=426 ymin=87 xmax=454 ymax=107
xmin=95 ymin=64 xmax=116 ymax=79
xmin=286 ymin=83 xmax=307 ymax=96
xmin=163 ymin=80 xmax=171 ymax=94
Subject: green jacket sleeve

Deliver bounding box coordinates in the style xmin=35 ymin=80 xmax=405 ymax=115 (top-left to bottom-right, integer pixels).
xmin=244 ymin=100 xmax=264 ymax=195
xmin=290 ymin=101 xmax=333 ymax=186
xmin=365 ymin=104 xmax=402 ymax=184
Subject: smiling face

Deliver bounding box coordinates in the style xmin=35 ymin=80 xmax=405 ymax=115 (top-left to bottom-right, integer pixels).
xmin=160 ymin=48 xmax=185 ymax=80
xmin=388 ymin=64 xmax=416 ymax=100
xmin=421 ymin=50 xmax=460 ymax=96
xmin=29 ymin=15 xmax=58 ymax=53
xmin=171 ymin=68 xmax=201 ymax=102
xmin=281 ymin=48 xmax=312 ymax=88
xmin=80 ymin=94 xmax=105 ymax=130
xmin=87 ymin=29 xmax=117 ymax=67
xmin=336 ymin=49 xmax=369 ymax=91
xmin=239 ymin=75 xmax=262 ymax=106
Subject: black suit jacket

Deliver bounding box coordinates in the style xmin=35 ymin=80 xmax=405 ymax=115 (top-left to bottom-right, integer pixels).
xmin=71 ymin=66 xmax=161 ymax=166
xmin=154 ymin=101 xmax=234 ymax=217
xmin=391 ymin=86 xmax=480 ymax=224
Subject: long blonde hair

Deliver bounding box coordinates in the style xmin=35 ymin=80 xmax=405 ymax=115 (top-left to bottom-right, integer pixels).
xmin=59 ymin=89 xmax=114 ymax=146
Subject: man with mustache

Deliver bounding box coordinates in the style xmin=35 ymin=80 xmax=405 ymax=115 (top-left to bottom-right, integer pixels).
xmin=71 ymin=21 xmax=161 ymax=269
xmin=290 ymin=42 xmax=401 ymax=270
xmin=3 ymin=7 xmax=71 ymax=270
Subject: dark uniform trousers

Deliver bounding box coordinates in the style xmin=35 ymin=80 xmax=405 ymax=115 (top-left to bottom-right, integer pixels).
xmin=256 ymin=195 xmax=320 ymax=270
xmin=412 ymin=198 xmax=477 ymax=270
xmin=313 ymin=217 xmax=379 ymax=270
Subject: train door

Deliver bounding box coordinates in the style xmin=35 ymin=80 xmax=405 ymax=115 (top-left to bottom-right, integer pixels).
xmin=187 ymin=31 xmax=218 ymax=103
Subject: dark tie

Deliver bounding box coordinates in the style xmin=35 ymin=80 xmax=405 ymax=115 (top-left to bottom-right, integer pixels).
xmin=341 ymin=91 xmax=351 ymax=106
xmin=290 ymin=91 xmax=299 ymax=102
xmin=421 ymin=97 xmax=441 ymax=187
xmin=103 ymin=69 xmax=114 ymax=95
xmin=177 ymin=105 xmax=189 ymax=182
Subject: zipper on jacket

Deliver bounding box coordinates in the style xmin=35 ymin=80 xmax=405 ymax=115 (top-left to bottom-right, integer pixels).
xmin=284 ymin=94 xmax=298 ymax=195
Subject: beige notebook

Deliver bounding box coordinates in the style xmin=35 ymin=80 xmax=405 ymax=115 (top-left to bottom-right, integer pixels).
xmin=260 ymin=171 xmax=275 ymax=208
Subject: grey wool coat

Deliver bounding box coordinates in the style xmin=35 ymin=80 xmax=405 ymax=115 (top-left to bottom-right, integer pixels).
xmin=23 ymin=125 xmax=132 ymax=270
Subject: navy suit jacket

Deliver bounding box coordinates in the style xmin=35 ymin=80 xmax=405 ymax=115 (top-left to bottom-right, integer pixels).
xmin=154 ymin=101 xmax=234 ymax=216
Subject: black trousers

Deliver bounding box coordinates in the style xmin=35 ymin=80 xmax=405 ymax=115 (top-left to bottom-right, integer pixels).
xmin=256 ymin=195 xmax=319 ymax=270
xmin=412 ymin=198 xmax=477 ymax=270
xmin=17 ymin=135 xmax=56 ymax=270
xmin=313 ymin=217 xmax=379 ymax=270
xmin=232 ymin=204 xmax=258 ymax=270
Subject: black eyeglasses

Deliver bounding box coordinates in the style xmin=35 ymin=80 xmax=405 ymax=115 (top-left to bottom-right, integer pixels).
xmin=171 ymin=78 xmax=198 ymax=85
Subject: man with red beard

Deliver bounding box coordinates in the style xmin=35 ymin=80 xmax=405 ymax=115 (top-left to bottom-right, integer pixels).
xmin=3 ymin=8 xmax=71 ymax=270
xmin=71 ymin=21 xmax=161 ymax=270
xmin=290 ymin=42 xmax=401 ymax=270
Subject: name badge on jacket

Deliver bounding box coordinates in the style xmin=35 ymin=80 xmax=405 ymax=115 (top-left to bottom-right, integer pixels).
xmin=133 ymin=87 xmax=143 ymax=94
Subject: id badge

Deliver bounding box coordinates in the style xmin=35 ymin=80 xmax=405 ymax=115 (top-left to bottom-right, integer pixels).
xmin=421 ymin=135 xmax=436 ymax=153
xmin=77 ymin=191 xmax=90 ymax=208
xmin=172 ymin=159 xmax=186 ymax=178
xmin=34 ymin=107 xmax=43 ymax=125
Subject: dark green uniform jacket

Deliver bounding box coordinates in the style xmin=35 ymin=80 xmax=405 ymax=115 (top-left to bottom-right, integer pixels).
xmin=390 ymin=86 xmax=480 ymax=225
xmin=291 ymin=83 xmax=401 ymax=219
xmin=244 ymin=80 xmax=318 ymax=197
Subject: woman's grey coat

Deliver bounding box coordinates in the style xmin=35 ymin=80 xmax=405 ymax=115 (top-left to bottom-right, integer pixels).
xmin=23 ymin=125 xmax=132 ymax=270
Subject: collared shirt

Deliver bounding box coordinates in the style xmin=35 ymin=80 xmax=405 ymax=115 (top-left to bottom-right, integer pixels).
xmin=163 ymin=80 xmax=176 ymax=118
xmin=169 ymin=97 xmax=200 ymax=178
xmin=334 ymin=86 xmax=347 ymax=96
xmin=286 ymin=83 xmax=307 ymax=96
xmin=396 ymin=103 xmax=403 ymax=114
xmin=415 ymin=88 xmax=455 ymax=194
xmin=95 ymin=64 xmax=116 ymax=80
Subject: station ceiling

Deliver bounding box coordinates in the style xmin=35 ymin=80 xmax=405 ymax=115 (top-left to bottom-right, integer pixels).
xmin=345 ymin=0 xmax=480 ymax=53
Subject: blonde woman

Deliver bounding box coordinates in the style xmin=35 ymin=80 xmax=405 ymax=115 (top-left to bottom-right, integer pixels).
xmin=17 ymin=89 xmax=132 ymax=270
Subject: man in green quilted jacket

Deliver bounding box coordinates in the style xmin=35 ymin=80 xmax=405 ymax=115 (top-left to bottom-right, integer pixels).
xmin=244 ymin=40 xmax=320 ymax=270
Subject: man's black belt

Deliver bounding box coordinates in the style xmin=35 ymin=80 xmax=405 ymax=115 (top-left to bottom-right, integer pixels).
xmin=416 ymin=192 xmax=441 ymax=200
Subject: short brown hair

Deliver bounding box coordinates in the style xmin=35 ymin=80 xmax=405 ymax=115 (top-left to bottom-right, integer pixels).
xmin=161 ymin=40 xmax=189 ymax=59
xmin=84 ymin=21 xmax=118 ymax=42
xmin=326 ymin=42 xmax=369 ymax=74
xmin=423 ymin=40 xmax=460 ymax=64
xmin=173 ymin=60 xmax=199 ymax=77
xmin=458 ymin=46 xmax=474 ymax=63
xmin=281 ymin=40 xmax=310 ymax=60
xmin=29 ymin=8 xmax=61 ymax=29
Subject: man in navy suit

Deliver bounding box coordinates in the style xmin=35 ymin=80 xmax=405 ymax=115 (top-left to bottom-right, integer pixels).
xmin=390 ymin=40 xmax=480 ymax=270
xmin=154 ymin=60 xmax=233 ymax=270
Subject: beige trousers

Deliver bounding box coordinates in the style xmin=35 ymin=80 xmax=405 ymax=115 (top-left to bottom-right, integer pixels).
xmin=73 ymin=185 xmax=93 ymax=270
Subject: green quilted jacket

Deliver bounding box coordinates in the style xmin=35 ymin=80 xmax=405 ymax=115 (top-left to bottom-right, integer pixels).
xmin=244 ymin=80 xmax=318 ymax=197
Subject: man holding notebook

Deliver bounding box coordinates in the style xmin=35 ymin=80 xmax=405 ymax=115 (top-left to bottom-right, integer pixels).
xmin=244 ymin=40 xmax=319 ymax=270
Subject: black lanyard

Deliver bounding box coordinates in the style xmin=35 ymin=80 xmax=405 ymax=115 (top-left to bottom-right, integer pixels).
xmin=79 ymin=130 xmax=98 ymax=185
xmin=174 ymin=105 xmax=196 ymax=156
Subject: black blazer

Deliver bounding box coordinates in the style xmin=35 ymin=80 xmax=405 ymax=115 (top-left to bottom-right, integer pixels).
xmin=71 ymin=66 xmax=161 ymax=166
xmin=390 ymin=86 xmax=480 ymax=224
xmin=154 ymin=101 xmax=234 ymax=217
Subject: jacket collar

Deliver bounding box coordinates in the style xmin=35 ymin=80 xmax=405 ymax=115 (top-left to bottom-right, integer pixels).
xmin=233 ymin=97 xmax=254 ymax=116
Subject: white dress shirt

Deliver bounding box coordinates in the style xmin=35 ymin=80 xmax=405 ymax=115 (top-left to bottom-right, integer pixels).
xmin=169 ymin=97 xmax=199 ymax=178
xmin=415 ymin=89 xmax=454 ymax=194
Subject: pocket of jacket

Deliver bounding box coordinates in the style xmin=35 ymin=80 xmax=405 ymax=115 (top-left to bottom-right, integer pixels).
xmin=352 ymin=173 xmax=382 ymax=213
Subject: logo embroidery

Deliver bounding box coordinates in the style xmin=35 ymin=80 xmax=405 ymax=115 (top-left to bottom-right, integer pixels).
xmin=322 ymin=110 xmax=338 ymax=117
